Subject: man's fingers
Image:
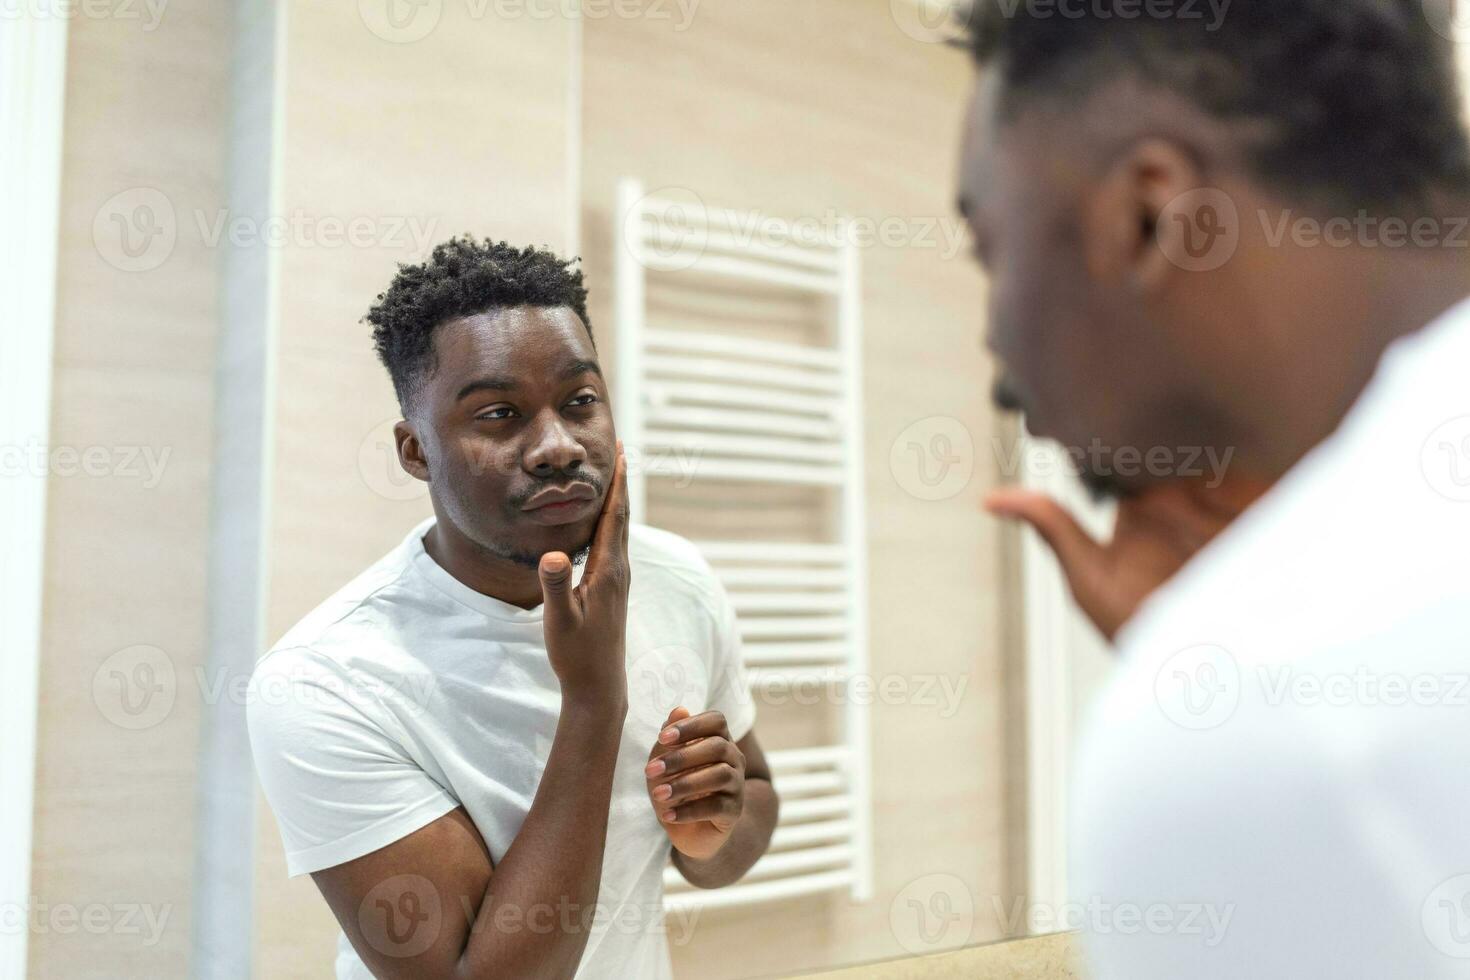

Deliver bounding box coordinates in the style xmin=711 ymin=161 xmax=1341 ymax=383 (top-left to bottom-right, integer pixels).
xmin=647 ymin=706 xmax=692 ymax=763
xmin=583 ymin=441 xmax=630 ymax=584
xmin=985 ymin=489 xmax=1106 ymax=587
xmin=657 ymin=709 xmax=730 ymax=747
xmin=646 ymin=729 xmax=740 ymax=781
xmin=538 ymin=551 xmax=577 ymax=628
xmin=653 ymin=762 xmax=740 ymax=808
xmin=660 ymin=793 xmax=740 ymax=825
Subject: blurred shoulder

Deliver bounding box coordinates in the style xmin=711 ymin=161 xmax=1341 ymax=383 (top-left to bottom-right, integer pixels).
xmin=627 ymin=524 xmax=721 ymax=601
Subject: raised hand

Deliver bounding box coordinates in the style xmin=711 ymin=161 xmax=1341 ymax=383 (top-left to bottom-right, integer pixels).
xmin=985 ymin=475 xmax=1266 ymax=641
xmin=538 ymin=441 xmax=631 ymax=705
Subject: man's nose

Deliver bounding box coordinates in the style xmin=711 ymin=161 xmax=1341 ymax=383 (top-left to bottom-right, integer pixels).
xmin=523 ymin=411 xmax=586 ymax=477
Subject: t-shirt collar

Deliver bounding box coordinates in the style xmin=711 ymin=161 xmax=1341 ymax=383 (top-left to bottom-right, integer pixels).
xmin=403 ymin=516 xmax=588 ymax=624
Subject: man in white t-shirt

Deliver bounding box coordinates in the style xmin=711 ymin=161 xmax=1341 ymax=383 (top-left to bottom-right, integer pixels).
xmin=954 ymin=1 xmax=1470 ymax=976
xmin=247 ymin=238 xmax=777 ymax=979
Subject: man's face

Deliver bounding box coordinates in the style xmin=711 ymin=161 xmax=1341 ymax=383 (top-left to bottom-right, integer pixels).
xmin=406 ymin=306 xmax=616 ymax=567
xmin=957 ymin=73 xmax=1204 ymax=493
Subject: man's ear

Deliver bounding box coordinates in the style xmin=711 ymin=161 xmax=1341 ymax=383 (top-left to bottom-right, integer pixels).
xmin=395 ymin=419 xmax=430 ymax=483
xmin=1082 ymin=139 xmax=1207 ymax=293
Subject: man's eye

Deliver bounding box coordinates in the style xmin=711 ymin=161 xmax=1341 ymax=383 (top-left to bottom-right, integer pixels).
xmin=476 ymin=407 xmax=516 ymax=420
xmin=567 ymin=394 xmax=599 ymax=408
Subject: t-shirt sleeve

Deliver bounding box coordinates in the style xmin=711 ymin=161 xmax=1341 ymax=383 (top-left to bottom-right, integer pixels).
xmin=246 ymin=648 xmax=458 ymax=877
xmin=704 ymin=574 xmax=758 ymax=743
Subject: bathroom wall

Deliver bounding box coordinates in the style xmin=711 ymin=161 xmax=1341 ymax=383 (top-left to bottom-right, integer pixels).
xmin=30 ymin=3 xmax=1023 ymax=977
xmin=32 ymin=5 xmax=231 ymax=976
xmin=578 ymin=2 xmax=1018 ymax=975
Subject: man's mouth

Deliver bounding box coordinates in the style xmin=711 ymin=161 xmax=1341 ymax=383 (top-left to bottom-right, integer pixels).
xmin=520 ymin=482 xmax=599 ymax=526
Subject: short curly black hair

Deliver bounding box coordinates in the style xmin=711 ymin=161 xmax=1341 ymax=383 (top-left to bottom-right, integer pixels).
xmin=364 ymin=236 xmax=592 ymax=411
xmin=962 ymin=0 xmax=1470 ymax=213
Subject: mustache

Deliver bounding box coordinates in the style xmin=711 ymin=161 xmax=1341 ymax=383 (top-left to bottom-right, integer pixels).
xmin=505 ymin=471 xmax=605 ymax=511
xmin=991 ymin=375 xmax=1026 ymax=414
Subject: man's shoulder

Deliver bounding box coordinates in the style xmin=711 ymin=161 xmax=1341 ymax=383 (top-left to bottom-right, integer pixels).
xmin=257 ymin=531 xmax=424 ymax=678
xmin=628 ymin=524 xmax=716 ymax=579
xmin=626 ymin=523 xmax=725 ymax=614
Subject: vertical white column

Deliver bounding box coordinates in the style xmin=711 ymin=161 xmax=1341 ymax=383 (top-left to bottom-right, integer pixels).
xmin=0 ymin=12 xmax=69 ymax=979
xmin=1020 ymin=434 xmax=1114 ymax=913
xmin=614 ymin=178 xmax=648 ymax=524
xmin=190 ymin=0 xmax=283 ymax=975
xmin=837 ymin=237 xmax=874 ymax=902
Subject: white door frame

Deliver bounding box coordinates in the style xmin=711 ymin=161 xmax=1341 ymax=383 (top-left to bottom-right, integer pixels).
xmin=1020 ymin=434 xmax=1115 ymax=912
xmin=0 ymin=12 xmax=70 ymax=978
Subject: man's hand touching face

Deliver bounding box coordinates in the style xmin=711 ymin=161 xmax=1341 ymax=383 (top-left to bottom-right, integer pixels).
xmin=537 ymin=441 xmax=630 ymax=702
xmin=986 ymin=475 xmax=1267 ymax=641
xmin=643 ymin=707 xmax=746 ymax=861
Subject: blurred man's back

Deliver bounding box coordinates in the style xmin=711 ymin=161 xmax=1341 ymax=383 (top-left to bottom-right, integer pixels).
xmin=956 ymin=0 xmax=1470 ymax=974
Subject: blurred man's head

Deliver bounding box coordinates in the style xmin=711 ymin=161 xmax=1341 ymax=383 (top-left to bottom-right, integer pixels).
xmin=958 ymin=0 xmax=1470 ymax=493
xmin=366 ymin=237 xmax=615 ymax=569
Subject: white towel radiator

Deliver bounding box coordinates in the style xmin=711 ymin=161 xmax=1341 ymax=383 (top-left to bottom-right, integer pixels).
xmin=614 ymin=179 xmax=873 ymax=911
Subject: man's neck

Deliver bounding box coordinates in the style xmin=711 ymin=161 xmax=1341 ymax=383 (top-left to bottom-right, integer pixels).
xmin=1224 ymin=247 xmax=1470 ymax=481
xmin=422 ymin=518 xmax=545 ymax=611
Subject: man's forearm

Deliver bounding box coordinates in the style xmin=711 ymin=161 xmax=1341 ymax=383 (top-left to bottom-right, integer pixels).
xmin=457 ymin=696 xmax=627 ymax=980
xmin=671 ymin=777 xmax=778 ymax=888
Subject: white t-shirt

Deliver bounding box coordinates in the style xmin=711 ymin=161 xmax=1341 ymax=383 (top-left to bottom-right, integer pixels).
xmin=247 ymin=520 xmax=756 ymax=980
xmin=1070 ymin=296 xmax=1470 ymax=977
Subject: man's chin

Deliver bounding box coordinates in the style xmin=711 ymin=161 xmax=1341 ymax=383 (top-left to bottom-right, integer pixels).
xmin=486 ymin=521 xmax=596 ymax=570
xmin=533 ymin=521 xmax=597 ymax=564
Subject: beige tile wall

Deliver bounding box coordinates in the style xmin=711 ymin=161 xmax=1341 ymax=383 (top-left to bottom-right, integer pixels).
xmin=34 ymin=6 xmax=231 ymax=978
